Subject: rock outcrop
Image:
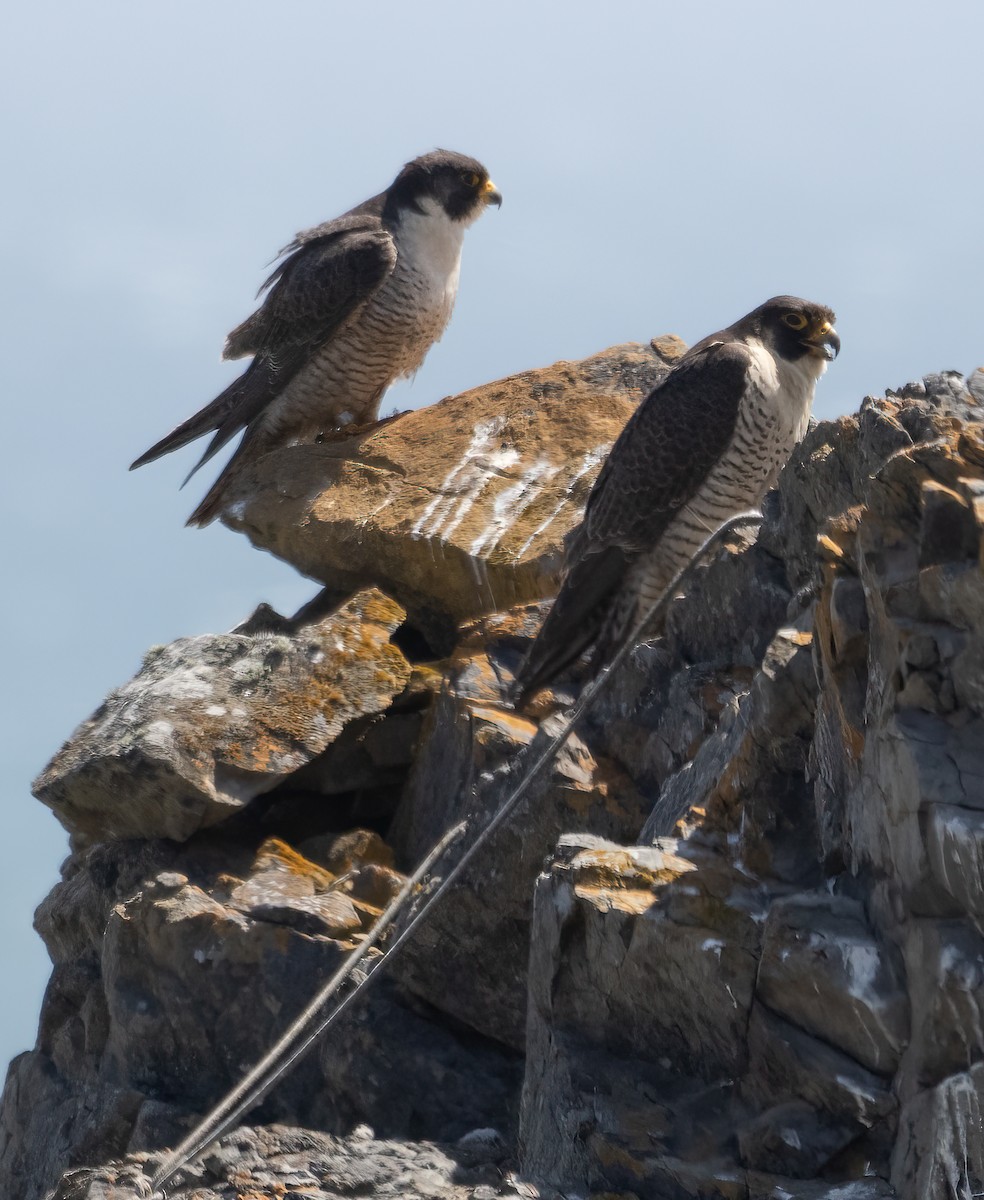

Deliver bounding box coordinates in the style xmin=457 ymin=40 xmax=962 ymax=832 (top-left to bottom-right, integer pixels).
xmin=3 ymin=344 xmax=984 ymax=1200
xmin=221 ymin=337 xmax=684 ymax=648
xmin=35 ymin=590 xmax=412 ymax=844
xmin=520 ymin=374 xmax=984 ymax=1198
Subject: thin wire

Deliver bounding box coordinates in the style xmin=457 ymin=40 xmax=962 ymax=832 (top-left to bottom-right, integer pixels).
xmin=150 ymin=508 xmax=762 ymax=1195
xmin=510 ymin=509 xmax=766 ymax=758
xmin=150 ymin=821 xmax=467 ymax=1195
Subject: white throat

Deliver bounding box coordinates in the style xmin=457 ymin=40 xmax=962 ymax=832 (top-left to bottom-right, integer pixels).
xmin=395 ymin=195 xmax=467 ymax=282
xmin=745 ymin=335 xmax=821 ymax=444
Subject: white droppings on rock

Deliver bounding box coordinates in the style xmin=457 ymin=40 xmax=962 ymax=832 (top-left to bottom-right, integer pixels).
xmin=143 ymin=719 xmax=175 ymax=745
xmin=411 ymin=417 xmax=508 ymax=541
xmin=844 ymin=942 xmax=882 ymax=1003
xmin=468 ymin=458 xmax=559 ymax=557
xmin=834 ymin=1073 xmax=881 ymax=1112
xmin=143 ymin=663 xmax=217 ymax=704
xmin=439 ymin=445 xmax=521 ymax=544
xmin=513 ymin=444 xmax=609 ymax=560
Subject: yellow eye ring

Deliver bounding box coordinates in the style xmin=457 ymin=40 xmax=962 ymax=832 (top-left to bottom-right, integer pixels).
xmin=782 ymin=312 xmax=809 ymax=330
xmin=461 ymin=171 xmax=482 ymax=188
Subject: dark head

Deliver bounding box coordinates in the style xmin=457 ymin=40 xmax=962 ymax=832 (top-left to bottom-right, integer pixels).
xmin=740 ymin=296 xmax=840 ymax=364
xmin=386 ymin=149 xmax=502 ymax=223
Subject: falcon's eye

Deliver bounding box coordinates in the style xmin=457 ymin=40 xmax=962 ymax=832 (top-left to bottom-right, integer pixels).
xmin=782 ymin=312 xmax=809 ymax=330
xmin=461 ymin=171 xmax=482 ymax=188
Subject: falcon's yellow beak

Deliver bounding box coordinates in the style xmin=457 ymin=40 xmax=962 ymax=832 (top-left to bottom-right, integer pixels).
xmin=805 ymin=320 xmax=840 ymax=361
xmin=483 ymin=178 xmax=503 ymax=208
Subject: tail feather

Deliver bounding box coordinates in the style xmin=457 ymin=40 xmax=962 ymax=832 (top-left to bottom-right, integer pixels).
xmin=130 ymin=376 xmax=248 ymax=473
xmin=179 ymin=421 xmax=244 ymax=487
xmin=183 ymin=422 xmax=271 ymax=527
xmin=511 ymin=612 xmax=600 ymax=710
xmin=511 ymin=542 xmax=633 ymax=700
xmin=185 ymin=476 xmax=231 ymax=528
xmin=511 ymin=544 xmax=632 ymax=708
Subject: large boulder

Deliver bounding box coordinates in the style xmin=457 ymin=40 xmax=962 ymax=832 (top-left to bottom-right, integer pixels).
xmin=34 ymin=590 xmax=411 ymax=844
xmin=3 ymin=829 xmax=520 ymax=1200
xmin=221 ymin=338 xmax=685 ymax=646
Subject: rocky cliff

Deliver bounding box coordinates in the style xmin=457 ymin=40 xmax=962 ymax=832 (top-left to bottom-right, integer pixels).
xmin=3 ymin=342 xmax=984 ymax=1200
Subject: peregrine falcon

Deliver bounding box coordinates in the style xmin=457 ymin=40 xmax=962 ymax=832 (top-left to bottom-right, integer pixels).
xmin=131 ymin=150 xmax=502 ymax=527
xmin=512 ymin=296 xmax=839 ymax=707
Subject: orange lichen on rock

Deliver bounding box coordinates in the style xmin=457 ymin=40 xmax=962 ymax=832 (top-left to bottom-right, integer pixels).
xmin=250 ymin=838 xmax=338 ymax=892
xmin=34 ymin=588 xmax=412 ymax=843
xmin=220 ymin=341 xmax=679 ymax=638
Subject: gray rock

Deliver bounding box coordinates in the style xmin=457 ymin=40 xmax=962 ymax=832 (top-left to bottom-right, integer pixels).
xmin=43 ymin=1124 xmax=530 ymax=1199
xmin=642 ymin=627 xmax=819 ymax=888
xmin=45 ymin=1162 xmax=154 ymax=1200
xmin=7 ymin=366 xmax=984 ymax=1200
xmin=737 ymin=1100 xmax=864 ymax=1178
xmin=4 ymin=831 xmax=519 ymax=1200
xmin=520 ymin=834 xmax=761 ymax=1192
xmin=318 ymin=979 xmax=522 ymax=1140
xmin=746 ymin=1175 xmax=896 ymax=1200
xmin=925 ymin=802 xmax=984 ymax=919
xmin=387 ymin=627 xmax=653 ymax=1050
xmin=520 ymin=379 xmax=984 ymax=1198
xmin=454 ymin=1126 xmax=509 ymax=1166
xmin=744 ymin=1004 xmax=895 ymax=1128
xmin=891 ymin=1061 xmax=984 ymax=1199
xmin=34 ymin=590 xmax=411 ymax=844
xmin=756 ymin=893 xmax=909 ymax=1075
xmin=587 ymin=532 xmax=792 ymax=808
xmin=898 ymin=920 xmax=984 ymax=1091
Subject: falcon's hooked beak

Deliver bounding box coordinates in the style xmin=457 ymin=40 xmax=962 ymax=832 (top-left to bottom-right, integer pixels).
xmin=482 ymin=178 xmax=503 ymax=208
xmin=804 ymin=320 xmax=840 ymax=361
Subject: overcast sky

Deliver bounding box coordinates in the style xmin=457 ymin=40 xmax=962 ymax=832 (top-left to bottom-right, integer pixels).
xmin=2 ymin=0 xmax=983 ymax=1079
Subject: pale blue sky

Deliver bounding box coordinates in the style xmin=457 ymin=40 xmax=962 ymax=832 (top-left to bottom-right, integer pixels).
xmin=3 ymin=0 xmax=983 ymax=1076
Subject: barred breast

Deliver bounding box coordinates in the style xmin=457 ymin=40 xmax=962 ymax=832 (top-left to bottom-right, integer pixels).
xmin=257 ymin=206 xmax=464 ymax=443
xmin=630 ymin=373 xmax=811 ymax=619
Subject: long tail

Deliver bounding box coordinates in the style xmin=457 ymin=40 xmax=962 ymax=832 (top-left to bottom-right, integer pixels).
xmin=183 ymin=417 xmax=275 ymax=526
xmin=511 ymin=544 xmax=628 ymax=708
xmin=182 ymin=448 xmax=245 ymax=527
xmin=512 ymin=604 xmax=601 ymax=709
xmin=185 ymin=478 xmax=229 ymax=527
xmin=131 ymin=351 xmax=284 ymax=487
xmin=129 ymin=376 xmax=248 ymax=475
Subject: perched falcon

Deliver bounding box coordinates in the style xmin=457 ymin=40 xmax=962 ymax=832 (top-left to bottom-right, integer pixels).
xmin=512 ymin=296 xmax=839 ymax=708
xmin=131 ymin=150 xmax=502 ymax=527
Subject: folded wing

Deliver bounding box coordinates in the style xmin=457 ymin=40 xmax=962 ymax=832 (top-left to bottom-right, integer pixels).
xmin=513 ymin=339 xmax=751 ymax=704
xmin=130 ymin=217 xmax=397 ymax=477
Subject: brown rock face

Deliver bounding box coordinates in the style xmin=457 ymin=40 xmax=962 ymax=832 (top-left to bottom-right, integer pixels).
xmin=34 ymin=589 xmax=411 ymax=844
xmin=520 ymin=374 xmax=984 ymax=1198
xmin=6 ymin=355 xmax=984 ymax=1200
xmin=221 ymin=340 xmax=681 ymax=646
